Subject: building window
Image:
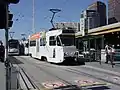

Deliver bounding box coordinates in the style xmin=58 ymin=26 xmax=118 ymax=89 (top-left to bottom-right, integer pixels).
xmin=49 ymin=36 xmax=56 ymax=46
xmin=30 ymin=40 xmax=36 ymax=46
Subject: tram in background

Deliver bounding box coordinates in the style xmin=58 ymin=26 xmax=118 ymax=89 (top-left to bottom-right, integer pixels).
xmin=8 ymin=39 xmax=24 ymax=55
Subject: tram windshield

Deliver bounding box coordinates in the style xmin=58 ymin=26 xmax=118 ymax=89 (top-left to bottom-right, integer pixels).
xmin=8 ymin=40 xmax=19 ymax=48
xmin=57 ymin=35 xmax=75 ymax=46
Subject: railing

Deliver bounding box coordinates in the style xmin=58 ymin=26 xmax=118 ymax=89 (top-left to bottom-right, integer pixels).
xmin=10 ymin=62 xmax=38 ymax=90
xmin=82 ymin=49 xmax=116 ymax=67
xmin=81 ymin=50 xmax=102 ymax=64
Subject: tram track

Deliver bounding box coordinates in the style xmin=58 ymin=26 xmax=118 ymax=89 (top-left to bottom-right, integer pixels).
xmin=19 ymin=56 xmax=120 ymax=87
xmin=65 ymin=67 xmax=120 ymax=86
xmin=10 ymin=56 xmax=40 ymax=90
xmin=38 ymin=63 xmax=120 ymax=87
xmin=14 ymin=56 xmax=83 ymax=90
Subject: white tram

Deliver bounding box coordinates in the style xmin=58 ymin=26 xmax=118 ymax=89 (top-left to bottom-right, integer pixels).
xmin=29 ymin=29 xmax=85 ymax=64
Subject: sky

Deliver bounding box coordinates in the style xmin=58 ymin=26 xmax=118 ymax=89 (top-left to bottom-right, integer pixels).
xmin=0 ymin=0 xmax=107 ymax=42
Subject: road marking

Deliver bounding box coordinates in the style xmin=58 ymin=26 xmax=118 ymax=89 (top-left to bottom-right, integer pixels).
xmin=75 ymin=79 xmax=107 ymax=87
xmin=112 ymin=76 xmax=120 ymax=82
xmin=42 ymin=81 xmax=66 ymax=89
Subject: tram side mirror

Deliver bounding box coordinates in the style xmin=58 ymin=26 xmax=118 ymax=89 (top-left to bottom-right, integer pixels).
xmin=26 ymin=43 xmax=29 ymax=48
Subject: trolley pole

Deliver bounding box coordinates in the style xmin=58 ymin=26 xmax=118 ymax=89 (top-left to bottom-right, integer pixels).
xmin=4 ymin=3 xmax=10 ymax=90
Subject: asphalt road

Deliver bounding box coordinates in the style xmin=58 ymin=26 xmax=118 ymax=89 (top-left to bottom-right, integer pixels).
xmin=9 ymin=56 xmax=120 ymax=90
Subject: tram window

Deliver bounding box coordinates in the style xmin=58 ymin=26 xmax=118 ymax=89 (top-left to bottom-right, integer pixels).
xmin=40 ymin=38 xmax=46 ymax=46
xmin=49 ymin=36 xmax=56 ymax=46
xmin=30 ymin=41 xmax=36 ymax=46
xmin=40 ymin=39 xmax=43 ymax=46
xmin=57 ymin=36 xmax=61 ymax=46
xmin=43 ymin=38 xmax=46 ymax=46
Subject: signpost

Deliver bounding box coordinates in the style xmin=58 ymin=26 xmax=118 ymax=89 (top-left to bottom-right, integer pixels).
xmin=0 ymin=1 xmax=19 ymax=90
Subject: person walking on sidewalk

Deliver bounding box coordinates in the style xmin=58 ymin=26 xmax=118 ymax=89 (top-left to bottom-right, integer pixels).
xmin=105 ymin=44 xmax=115 ymax=67
xmin=105 ymin=44 xmax=110 ymax=64
xmin=110 ymin=45 xmax=115 ymax=66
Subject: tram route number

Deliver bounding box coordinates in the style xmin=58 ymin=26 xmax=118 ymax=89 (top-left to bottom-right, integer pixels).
xmin=75 ymin=79 xmax=107 ymax=87
xmin=42 ymin=81 xmax=66 ymax=89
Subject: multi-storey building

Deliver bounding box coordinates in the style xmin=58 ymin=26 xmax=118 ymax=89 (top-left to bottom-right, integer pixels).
xmin=87 ymin=1 xmax=107 ymax=26
xmin=108 ymin=0 xmax=120 ymax=24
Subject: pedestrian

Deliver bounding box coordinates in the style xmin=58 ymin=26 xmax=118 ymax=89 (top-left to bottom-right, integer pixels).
xmin=109 ymin=45 xmax=115 ymax=66
xmin=105 ymin=44 xmax=108 ymax=63
xmin=0 ymin=41 xmax=5 ymax=62
xmin=105 ymin=44 xmax=110 ymax=63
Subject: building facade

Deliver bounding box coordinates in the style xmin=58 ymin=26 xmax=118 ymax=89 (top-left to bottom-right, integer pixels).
xmin=108 ymin=0 xmax=120 ymax=24
xmin=80 ymin=10 xmax=100 ymax=36
xmin=87 ymin=1 xmax=107 ymax=26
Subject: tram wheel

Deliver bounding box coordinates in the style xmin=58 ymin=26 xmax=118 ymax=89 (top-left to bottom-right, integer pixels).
xmin=41 ymin=56 xmax=47 ymax=62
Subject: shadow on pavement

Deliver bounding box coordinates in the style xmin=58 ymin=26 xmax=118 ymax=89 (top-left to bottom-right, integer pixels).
xmin=88 ymin=86 xmax=110 ymax=90
xmin=9 ymin=56 xmax=24 ymax=64
xmin=9 ymin=54 xmax=26 ymax=56
xmin=55 ymin=61 xmax=85 ymax=66
xmin=54 ymin=85 xmax=83 ymax=90
xmin=28 ymin=57 xmax=85 ymax=66
xmin=0 ymin=61 xmax=4 ymax=63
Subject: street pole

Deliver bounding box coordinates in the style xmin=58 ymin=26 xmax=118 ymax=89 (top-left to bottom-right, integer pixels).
xmin=32 ymin=0 xmax=35 ymax=33
xmin=5 ymin=3 xmax=10 ymax=90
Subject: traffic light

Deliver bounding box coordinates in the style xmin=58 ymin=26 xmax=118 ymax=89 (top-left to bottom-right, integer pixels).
xmin=0 ymin=3 xmax=6 ymax=29
xmin=0 ymin=6 xmax=13 ymax=29
xmin=8 ymin=13 xmax=13 ymax=27
xmin=5 ymin=0 xmax=20 ymax=4
xmin=0 ymin=0 xmax=19 ymax=29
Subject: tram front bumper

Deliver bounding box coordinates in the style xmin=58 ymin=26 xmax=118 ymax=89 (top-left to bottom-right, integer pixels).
xmin=64 ymin=54 xmax=85 ymax=62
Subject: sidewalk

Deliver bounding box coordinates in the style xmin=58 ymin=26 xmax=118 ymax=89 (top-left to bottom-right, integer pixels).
xmin=0 ymin=62 xmax=5 ymax=90
xmin=86 ymin=61 xmax=120 ymax=73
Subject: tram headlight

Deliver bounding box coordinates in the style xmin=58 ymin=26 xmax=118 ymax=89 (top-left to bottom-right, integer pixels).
xmin=71 ymin=52 xmax=74 ymax=55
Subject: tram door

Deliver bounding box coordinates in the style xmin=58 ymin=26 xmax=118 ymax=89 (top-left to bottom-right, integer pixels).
xmin=36 ymin=39 xmax=39 ymax=57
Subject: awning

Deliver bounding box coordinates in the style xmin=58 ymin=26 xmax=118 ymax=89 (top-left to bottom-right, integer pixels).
xmin=89 ymin=28 xmax=120 ymax=35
